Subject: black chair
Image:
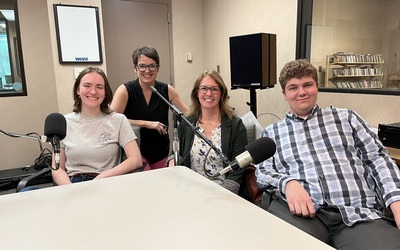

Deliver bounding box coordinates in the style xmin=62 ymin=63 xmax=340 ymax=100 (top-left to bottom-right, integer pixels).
xmin=16 ymin=167 xmax=52 ymax=192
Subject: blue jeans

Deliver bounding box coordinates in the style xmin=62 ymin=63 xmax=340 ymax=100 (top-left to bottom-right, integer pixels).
xmin=70 ymin=175 xmax=96 ymax=183
xmin=19 ymin=174 xmax=96 ymax=192
xmin=19 ymin=186 xmax=40 ymax=192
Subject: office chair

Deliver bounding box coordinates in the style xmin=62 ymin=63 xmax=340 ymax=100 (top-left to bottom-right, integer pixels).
xmin=238 ymin=120 xmax=264 ymax=204
xmin=16 ymin=167 xmax=52 ymax=192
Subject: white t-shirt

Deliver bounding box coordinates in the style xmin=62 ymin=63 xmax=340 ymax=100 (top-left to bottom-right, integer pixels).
xmin=61 ymin=112 xmax=137 ymax=176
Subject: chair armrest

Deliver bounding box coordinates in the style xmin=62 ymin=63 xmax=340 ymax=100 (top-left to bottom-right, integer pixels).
xmin=244 ymin=163 xmax=263 ymax=203
xmin=16 ymin=167 xmax=52 ymax=192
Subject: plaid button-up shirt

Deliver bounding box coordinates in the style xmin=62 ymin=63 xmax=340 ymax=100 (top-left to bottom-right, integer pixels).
xmin=256 ymin=105 xmax=400 ymax=226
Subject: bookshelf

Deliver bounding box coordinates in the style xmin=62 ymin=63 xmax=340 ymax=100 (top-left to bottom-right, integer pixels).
xmin=325 ymin=53 xmax=384 ymax=89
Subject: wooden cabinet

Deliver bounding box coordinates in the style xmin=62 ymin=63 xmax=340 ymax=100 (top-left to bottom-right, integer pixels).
xmin=325 ymin=53 xmax=384 ymax=88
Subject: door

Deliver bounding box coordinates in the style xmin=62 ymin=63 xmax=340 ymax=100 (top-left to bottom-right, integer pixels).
xmin=101 ymin=0 xmax=172 ymax=91
xmin=101 ymin=0 xmax=175 ymax=149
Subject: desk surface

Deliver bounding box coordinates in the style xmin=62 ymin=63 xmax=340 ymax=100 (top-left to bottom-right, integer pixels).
xmin=0 ymin=166 xmax=333 ymax=250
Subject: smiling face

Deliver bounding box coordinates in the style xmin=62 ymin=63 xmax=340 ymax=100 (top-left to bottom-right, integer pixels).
xmin=135 ymin=55 xmax=159 ymax=86
xmin=197 ymin=75 xmax=222 ymax=111
xmin=283 ymin=76 xmax=319 ymax=118
xmin=76 ymin=72 xmax=106 ymax=113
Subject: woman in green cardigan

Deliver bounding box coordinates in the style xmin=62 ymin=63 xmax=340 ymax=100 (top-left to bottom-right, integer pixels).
xmin=171 ymin=70 xmax=248 ymax=194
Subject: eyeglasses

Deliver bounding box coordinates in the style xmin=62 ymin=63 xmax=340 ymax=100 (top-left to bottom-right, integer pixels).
xmin=198 ymin=86 xmax=221 ymax=94
xmin=136 ymin=64 xmax=159 ymax=72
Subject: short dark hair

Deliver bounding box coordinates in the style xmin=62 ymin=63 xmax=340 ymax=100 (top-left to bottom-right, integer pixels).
xmin=72 ymin=66 xmax=113 ymax=114
xmin=279 ymin=59 xmax=318 ymax=89
xmin=132 ymin=46 xmax=160 ymax=66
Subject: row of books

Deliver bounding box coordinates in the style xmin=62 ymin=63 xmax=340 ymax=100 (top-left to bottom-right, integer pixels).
xmin=332 ymin=67 xmax=383 ymax=77
xmin=332 ymin=52 xmax=384 ymax=63
xmin=333 ymin=79 xmax=382 ymax=89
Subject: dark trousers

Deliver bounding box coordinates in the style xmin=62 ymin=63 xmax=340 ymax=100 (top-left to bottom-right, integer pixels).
xmin=267 ymin=197 xmax=400 ymax=250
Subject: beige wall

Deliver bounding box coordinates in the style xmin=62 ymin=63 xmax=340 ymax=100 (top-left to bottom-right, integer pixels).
xmin=170 ymin=0 xmax=203 ymax=107
xmin=201 ymin=0 xmax=297 ymax=127
xmin=46 ymin=0 xmax=106 ymax=116
xmin=0 ymin=0 xmax=103 ymax=170
xmin=0 ymin=0 xmax=58 ymax=170
xmin=172 ymin=0 xmax=400 ymax=128
xmin=1 ymin=0 xmax=399 ymax=170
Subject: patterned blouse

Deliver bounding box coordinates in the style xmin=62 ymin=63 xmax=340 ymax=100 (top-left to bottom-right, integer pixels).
xmin=190 ymin=122 xmax=225 ymax=184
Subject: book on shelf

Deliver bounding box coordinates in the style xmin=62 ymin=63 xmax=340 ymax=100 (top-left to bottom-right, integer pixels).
xmin=330 ymin=52 xmax=384 ymax=64
xmin=333 ymin=79 xmax=382 ymax=89
xmin=331 ymin=66 xmax=383 ymax=77
xmin=327 ymin=52 xmax=384 ymax=89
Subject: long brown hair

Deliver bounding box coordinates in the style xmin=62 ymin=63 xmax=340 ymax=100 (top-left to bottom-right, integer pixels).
xmin=189 ymin=70 xmax=234 ymax=121
xmin=72 ymin=66 xmax=113 ymax=114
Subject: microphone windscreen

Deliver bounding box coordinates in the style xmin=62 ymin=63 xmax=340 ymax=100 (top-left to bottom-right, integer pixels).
xmin=245 ymin=137 xmax=276 ymax=164
xmin=44 ymin=113 xmax=67 ymax=140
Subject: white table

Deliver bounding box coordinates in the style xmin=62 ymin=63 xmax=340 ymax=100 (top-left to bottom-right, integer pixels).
xmin=0 ymin=166 xmax=333 ymax=249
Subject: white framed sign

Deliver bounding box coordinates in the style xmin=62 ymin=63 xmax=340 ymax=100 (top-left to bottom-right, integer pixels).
xmin=53 ymin=4 xmax=102 ymax=64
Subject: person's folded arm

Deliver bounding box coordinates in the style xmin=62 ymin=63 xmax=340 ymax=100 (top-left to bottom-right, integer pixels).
xmin=255 ymin=158 xmax=293 ymax=193
xmin=285 ymin=180 xmax=315 ymax=218
xmin=97 ymin=140 xmax=142 ymax=179
xmin=389 ymin=200 xmax=400 ymax=229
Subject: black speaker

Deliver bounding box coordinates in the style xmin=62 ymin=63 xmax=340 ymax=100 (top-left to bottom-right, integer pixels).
xmin=378 ymin=123 xmax=400 ymax=149
xmin=229 ymin=33 xmax=277 ymax=89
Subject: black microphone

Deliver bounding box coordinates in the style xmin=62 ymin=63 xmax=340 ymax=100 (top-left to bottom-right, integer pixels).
xmin=44 ymin=113 xmax=67 ymax=170
xmin=219 ymin=137 xmax=276 ymax=175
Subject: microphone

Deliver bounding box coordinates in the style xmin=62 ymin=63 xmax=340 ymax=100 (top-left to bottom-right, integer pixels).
xmin=219 ymin=137 xmax=276 ymax=175
xmin=44 ymin=113 xmax=67 ymax=170
xmin=173 ymin=126 xmax=180 ymax=163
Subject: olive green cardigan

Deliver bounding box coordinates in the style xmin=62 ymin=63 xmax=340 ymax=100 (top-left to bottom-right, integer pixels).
xmin=177 ymin=114 xmax=248 ymax=185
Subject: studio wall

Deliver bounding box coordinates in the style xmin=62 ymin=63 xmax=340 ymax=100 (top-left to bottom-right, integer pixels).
xmin=1 ymin=0 xmax=399 ymax=171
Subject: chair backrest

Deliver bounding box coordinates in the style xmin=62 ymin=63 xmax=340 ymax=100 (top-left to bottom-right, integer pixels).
xmin=245 ymin=123 xmax=256 ymax=144
xmin=240 ymin=117 xmax=262 ymax=204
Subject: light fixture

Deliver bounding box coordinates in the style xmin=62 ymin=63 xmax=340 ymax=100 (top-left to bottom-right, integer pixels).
xmin=0 ymin=10 xmax=15 ymax=22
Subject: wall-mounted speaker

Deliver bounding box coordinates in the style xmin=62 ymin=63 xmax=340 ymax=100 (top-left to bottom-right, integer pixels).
xmin=229 ymin=33 xmax=277 ymax=89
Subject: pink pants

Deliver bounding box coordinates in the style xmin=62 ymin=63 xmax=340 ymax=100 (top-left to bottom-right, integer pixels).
xmin=142 ymin=156 xmax=168 ymax=171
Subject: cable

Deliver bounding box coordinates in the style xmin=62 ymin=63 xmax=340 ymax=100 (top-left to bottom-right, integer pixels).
xmin=203 ymin=146 xmax=214 ymax=177
xmin=0 ymin=129 xmax=56 ymax=170
xmin=203 ymin=144 xmax=224 ymax=180
xmin=179 ymin=147 xmax=191 ymax=165
xmin=33 ymin=148 xmax=52 ymax=170
xmin=257 ymin=112 xmax=281 ymax=120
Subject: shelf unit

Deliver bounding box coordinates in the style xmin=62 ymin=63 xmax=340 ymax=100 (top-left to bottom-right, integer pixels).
xmin=325 ymin=53 xmax=384 ymax=89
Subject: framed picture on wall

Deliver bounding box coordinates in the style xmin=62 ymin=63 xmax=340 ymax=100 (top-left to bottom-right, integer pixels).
xmin=53 ymin=4 xmax=102 ymax=64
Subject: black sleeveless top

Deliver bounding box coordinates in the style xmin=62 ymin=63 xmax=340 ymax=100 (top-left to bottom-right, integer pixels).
xmin=123 ymin=79 xmax=170 ymax=163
